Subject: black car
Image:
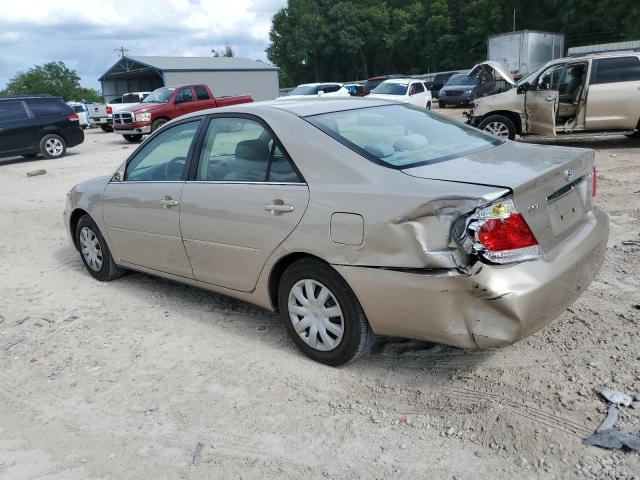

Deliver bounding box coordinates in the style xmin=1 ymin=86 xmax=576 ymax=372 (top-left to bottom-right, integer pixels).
xmin=0 ymin=95 xmax=85 ymax=160
xmin=438 ymin=73 xmax=495 ymax=108
xmin=426 ymin=72 xmax=456 ymax=98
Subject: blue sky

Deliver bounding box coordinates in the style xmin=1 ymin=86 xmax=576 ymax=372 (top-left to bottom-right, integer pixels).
xmin=0 ymin=0 xmax=286 ymax=91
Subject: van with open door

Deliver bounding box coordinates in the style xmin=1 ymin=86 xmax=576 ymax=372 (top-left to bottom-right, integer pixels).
xmin=466 ymin=52 xmax=640 ymax=140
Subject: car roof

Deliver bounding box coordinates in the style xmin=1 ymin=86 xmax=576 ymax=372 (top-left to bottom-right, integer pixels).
xmin=380 ymin=78 xmax=417 ymax=85
xmin=296 ymin=82 xmax=342 ymax=87
xmin=0 ymin=94 xmax=60 ymax=101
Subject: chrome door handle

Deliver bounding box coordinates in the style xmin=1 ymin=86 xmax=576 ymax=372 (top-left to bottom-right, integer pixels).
xmin=159 ymin=197 xmax=178 ymax=207
xmin=545 ymin=96 xmax=555 ymax=102
xmin=265 ymin=203 xmax=294 ymax=213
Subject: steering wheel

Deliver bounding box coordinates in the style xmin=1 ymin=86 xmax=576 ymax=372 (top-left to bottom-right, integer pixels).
xmin=163 ymin=156 xmax=187 ymax=180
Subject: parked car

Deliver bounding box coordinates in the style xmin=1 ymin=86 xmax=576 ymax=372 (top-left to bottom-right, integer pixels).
xmin=64 ymin=98 xmax=608 ymax=365
xmin=467 ymin=52 xmax=640 ymax=140
xmin=368 ymin=78 xmax=432 ymax=108
xmin=438 ymin=72 xmax=497 ymax=108
xmin=111 ymin=92 xmax=151 ymax=115
xmin=0 ymin=95 xmax=84 ymax=159
xmin=277 ymin=83 xmax=350 ymax=100
xmin=67 ymin=102 xmax=90 ymax=128
xmin=426 ymin=72 xmax=457 ymax=98
xmin=87 ymin=98 xmax=120 ymax=132
xmin=363 ymin=74 xmax=405 ymax=94
xmin=345 ymin=84 xmax=366 ymax=97
xmin=112 ymin=84 xmax=253 ymax=143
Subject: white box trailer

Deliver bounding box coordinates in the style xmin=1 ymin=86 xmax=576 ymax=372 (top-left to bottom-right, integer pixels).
xmin=487 ymin=30 xmax=564 ymax=79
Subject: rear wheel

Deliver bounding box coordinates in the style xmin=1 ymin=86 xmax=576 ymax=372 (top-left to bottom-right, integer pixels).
xmin=100 ymin=125 xmax=113 ymax=132
xmin=39 ymin=134 xmax=66 ymax=159
xmin=625 ymin=130 xmax=640 ymax=138
xmin=478 ymin=114 xmax=516 ymax=140
xmin=151 ymin=118 xmax=168 ymax=132
xmin=278 ymin=259 xmax=375 ymax=366
xmin=75 ymin=215 xmax=126 ymax=281
xmin=123 ymin=134 xmax=143 ymax=143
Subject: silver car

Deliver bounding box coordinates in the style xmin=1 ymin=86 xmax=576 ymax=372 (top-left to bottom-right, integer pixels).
xmin=64 ymin=98 xmax=609 ymax=365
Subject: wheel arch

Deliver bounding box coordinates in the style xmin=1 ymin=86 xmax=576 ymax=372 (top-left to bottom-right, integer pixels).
xmin=69 ymin=208 xmax=91 ymax=250
xmin=477 ymin=110 xmax=523 ymax=135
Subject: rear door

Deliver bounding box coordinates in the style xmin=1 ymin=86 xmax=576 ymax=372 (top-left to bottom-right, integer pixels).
xmin=180 ymin=115 xmax=309 ymax=292
xmin=102 ymin=119 xmax=202 ymax=277
xmin=585 ymin=56 xmax=640 ymax=130
xmin=0 ymin=101 xmax=37 ymax=156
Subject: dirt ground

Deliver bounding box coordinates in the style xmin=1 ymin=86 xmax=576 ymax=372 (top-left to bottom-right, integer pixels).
xmin=1 ymin=110 xmax=639 ymax=479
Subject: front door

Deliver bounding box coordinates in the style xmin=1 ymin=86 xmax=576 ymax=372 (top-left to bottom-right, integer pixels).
xmin=172 ymin=86 xmax=196 ymax=119
xmin=0 ymin=101 xmax=38 ymax=156
xmin=102 ymin=119 xmax=202 ymax=277
xmin=180 ymin=116 xmax=309 ymax=292
xmin=525 ymin=90 xmax=558 ymax=137
xmin=585 ymin=56 xmax=640 ymax=130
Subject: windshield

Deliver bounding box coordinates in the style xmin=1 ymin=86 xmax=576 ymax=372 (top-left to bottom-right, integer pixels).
xmin=122 ymin=94 xmax=141 ymax=103
xmin=446 ymin=74 xmax=478 ymax=86
xmin=288 ymin=85 xmax=318 ymax=96
xmin=143 ymin=88 xmax=175 ymax=103
xmin=307 ymin=104 xmax=501 ymax=169
xmin=371 ymin=82 xmax=408 ymax=95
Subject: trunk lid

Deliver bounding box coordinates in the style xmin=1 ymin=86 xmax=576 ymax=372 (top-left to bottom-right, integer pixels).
xmin=402 ymin=141 xmax=595 ymax=252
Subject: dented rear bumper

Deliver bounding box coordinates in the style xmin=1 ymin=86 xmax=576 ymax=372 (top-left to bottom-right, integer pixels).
xmin=334 ymin=206 xmax=608 ymax=348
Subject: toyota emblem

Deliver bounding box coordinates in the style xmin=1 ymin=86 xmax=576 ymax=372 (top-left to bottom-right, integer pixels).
xmin=564 ymin=168 xmax=574 ymax=182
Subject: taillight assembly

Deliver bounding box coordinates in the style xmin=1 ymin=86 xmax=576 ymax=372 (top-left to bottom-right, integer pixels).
xmin=67 ymin=113 xmax=79 ymax=121
xmin=106 ymin=105 xmax=112 ymax=115
xmin=462 ymin=197 xmax=543 ymax=264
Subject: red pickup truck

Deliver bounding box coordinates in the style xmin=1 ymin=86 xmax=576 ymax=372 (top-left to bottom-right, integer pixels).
xmin=112 ymin=84 xmax=253 ymax=142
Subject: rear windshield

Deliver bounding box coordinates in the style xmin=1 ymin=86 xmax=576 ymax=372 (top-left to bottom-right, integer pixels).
xmin=122 ymin=94 xmax=142 ymax=103
xmin=446 ymin=74 xmax=478 ymax=86
xmin=306 ymin=104 xmax=501 ymax=169
xmin=371 ymin=82 xmax=408 ymax=95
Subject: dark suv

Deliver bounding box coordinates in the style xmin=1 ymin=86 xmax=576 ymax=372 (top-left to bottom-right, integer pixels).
xmin=0 ymin=95 xmax=84 ymax=160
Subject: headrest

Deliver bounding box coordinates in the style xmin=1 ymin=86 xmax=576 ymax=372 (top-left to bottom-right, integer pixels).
xmin=235 ymin=139 xmax=269 ymax=162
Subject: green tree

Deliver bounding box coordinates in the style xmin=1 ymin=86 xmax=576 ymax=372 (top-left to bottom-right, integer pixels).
xmin=0 ymin=61 xmax=101 ymax=102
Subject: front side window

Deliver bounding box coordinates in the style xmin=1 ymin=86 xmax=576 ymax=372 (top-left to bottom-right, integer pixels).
xmin=591 ymin=56 xmax=640 ymax=84
xmin=0 ymin=101 xmax=29 ymax=121
xmin=196 ymin=117 xmax=301 ymax=183
xmin=307 ymin=104 xmax=501 ymax=169
xmin=536 ymin=65 xmax=564 ymax=90
xmin=175 ymin=87 xmax=194 ymax=103
xmin=124 ymin=120 xmax=201 ymax=181
xmin=321 ymin=85 xmax=340 ymax=93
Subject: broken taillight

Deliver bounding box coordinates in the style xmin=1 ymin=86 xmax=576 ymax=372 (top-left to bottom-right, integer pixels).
xmin=463 ymin=197 xmax=543 ymax=264
xmin=106 ymin=105 xmax=112 ymax=115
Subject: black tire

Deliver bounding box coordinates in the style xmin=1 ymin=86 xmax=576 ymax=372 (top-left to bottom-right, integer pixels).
xmin=22 ymin=153 xmax=38 ymax=159
xmin=477 ymin=114 xmax=517 ymax=140
xmin=426 ymin=101 xmax=431 ymax=110
xmin=39 ymin=134 xmax=67 ymax=159
xmin=278 ymin=258 xmax=375 ymax=366
xmin=625 ymin=130 xmax=640 ymax=138
xmin=151 ymin=118 xmax=168 ymax=132
xmin=438 ymin=101 xmax=445 ymax=108
xmin=75 ymin=214 xmax=126 ymax=282
xmin=100 ymin=125 xmax=113 ymax=132
xmin=123 ymin=134 xmax=143 ymax=143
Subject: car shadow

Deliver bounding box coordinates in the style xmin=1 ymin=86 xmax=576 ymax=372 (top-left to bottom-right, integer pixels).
xmin=0 ymin=150 xmax=81 ymax=167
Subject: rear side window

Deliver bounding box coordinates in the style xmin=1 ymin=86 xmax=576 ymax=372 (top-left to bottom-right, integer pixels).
xmin=591 ymin=57 xmax=640 ymax=84
xmin=27 ymin=98 xmax=70 ymax=116
xmin=0 ymin=101 xmax=29 ymax=121
xmin=321 ymin=85 xmax=341 ymax=93
xmin=194 ymin=85 xmax=210 ymax=100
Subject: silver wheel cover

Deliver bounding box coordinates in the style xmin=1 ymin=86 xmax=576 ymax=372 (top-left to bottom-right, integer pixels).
xmin=45 ymin=137 xmax=64 ymax=156
xmin=79 ymin=227 xmax=103 ymax=271
xmin=287 ymin=279 xmax=345 ymax=352
xmin=483 ymin=121 xmax=510 ymax=138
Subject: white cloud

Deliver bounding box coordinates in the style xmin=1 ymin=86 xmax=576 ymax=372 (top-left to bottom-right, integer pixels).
xmin=0 ymin=0 xmax=286 ymax=90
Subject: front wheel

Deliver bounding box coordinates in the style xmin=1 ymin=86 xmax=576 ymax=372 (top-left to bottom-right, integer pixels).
xmin=151 ymin=119 xmax=167 ymax=132
xmin=40 ymin=134 xmax=67 ymax=159
xmin=100 ymin=125 xmax=113 ymax=132
xmin=438 ymin=100 xmax=445 ymax=108
xmin=477 ymin=114 xmax=516 ymax=140
xmin=123 ymin=134 xmax=143 ymax=143
xmin=75 ymin=215 xmax=126 ymax=281
xmin=278 ymin=259 xmax=375 ymax=366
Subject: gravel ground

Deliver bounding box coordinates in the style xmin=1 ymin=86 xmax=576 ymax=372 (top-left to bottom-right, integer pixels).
xmin=1 ymin=114 xmax=639 ymax=479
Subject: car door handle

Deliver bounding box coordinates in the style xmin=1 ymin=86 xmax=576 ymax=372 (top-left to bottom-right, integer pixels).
xmin=159 ymin=197 xmax=179 ymax=207
xmin=265 ymin=203 xmax=294 ymax=213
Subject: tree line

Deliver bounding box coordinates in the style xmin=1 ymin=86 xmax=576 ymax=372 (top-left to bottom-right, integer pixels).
xmin=267 ymin=0 xmax=640 ymax=86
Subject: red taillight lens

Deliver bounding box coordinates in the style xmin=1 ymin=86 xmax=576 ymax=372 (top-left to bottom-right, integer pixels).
xmin=67 ymin=113 xmax=79 ymax=121
xmin=592 ymin=165 xmax=597 ymax=198
xmin=478 ymin=213 xmax=538 ymax=251
xmin=106 ymin=106 xmax=112 ymax=114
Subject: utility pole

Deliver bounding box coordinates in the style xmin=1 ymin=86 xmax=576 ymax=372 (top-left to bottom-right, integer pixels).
xmin=513 ymin=9 xmax=516 ymax=31
xmin=114 ymin=46 xmax=130 ymax=58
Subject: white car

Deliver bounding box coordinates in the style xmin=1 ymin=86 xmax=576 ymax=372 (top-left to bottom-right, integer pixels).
xmin=111 ymin=92 xmax=151 ymax=114
xmin=67 ymin=102 xmax=90 ymax=129
xmin=368 ymin=78 xmax=432 ymax=109
xmin=278 ymin=83 xmax=350 ymax=100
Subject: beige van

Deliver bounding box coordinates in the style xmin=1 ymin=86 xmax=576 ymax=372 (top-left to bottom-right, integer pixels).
xmin=466 ymin=53 xmax=640 ymax=140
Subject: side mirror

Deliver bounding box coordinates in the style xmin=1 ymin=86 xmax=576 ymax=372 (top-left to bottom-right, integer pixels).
xmin=516 ymin=82 xmax=530 ymax=95
xmin=317 ymin=90 xmax=325 ymax=96
xmin=112 ymin=168 xmax=125 ymax=182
